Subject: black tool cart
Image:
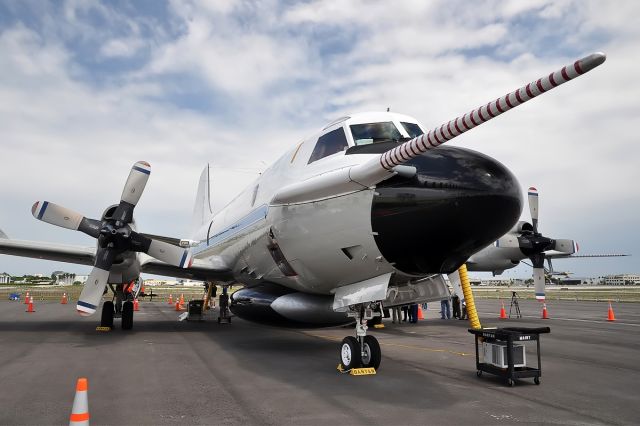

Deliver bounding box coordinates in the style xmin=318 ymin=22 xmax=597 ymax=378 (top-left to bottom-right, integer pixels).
xmin=468 ymin=327 xmax=550 ymax=386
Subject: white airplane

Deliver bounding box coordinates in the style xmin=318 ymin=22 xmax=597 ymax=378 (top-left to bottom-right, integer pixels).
xmin=0 ymin=52 xmax=606 ymax=370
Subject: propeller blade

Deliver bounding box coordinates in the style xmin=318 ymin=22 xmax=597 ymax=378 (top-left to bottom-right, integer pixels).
xmin=528 ymin=187 xmax=539 ymax=233
xmin=31 ymin=201 xmax=101 ymax=238
xmin=130 ymin=232 xmax=192 ymax=268
xmin=112 ymin=161 xmax=151 ymax=223
xmin=551 ymin=239 xmax=577 ymax=255
xmin=148 ymin=239 xmax=193 ymax=268
xmin=533 ymin=267 xmax=546 ymax=302
xmin=77 ymin=248 xmax=115 ymax=316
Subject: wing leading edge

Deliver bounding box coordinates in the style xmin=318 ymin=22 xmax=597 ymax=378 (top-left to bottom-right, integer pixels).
xmin=0 ymin=235 xmax=233 ymax=282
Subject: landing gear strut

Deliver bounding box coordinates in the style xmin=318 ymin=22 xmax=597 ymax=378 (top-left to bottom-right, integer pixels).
xmin=339 ymin=303 xmax=382 ymax=370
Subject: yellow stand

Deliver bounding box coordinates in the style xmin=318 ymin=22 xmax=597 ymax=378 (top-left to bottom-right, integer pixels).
xmin=204 ymin=283 xmax=213 ymax=311
xmin=458 ymin=264 xmax=481 ymax=329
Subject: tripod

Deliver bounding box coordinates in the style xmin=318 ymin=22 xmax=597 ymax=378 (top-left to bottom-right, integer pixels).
xmin=509 ymin=291 xmax=522 ymax=319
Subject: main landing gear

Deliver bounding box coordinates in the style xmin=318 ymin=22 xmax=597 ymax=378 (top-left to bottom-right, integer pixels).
xmin=339 ymin=303 xmax=382 ymax=371
xmin=100 ymin=283 xmax=135 ymax=330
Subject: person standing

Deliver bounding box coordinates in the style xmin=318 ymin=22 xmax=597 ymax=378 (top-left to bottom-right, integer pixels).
xmin=392 ymin=306 xmax=402 ymax=324
xmin=451 ymin=294 xmax=460 ymax=319
xmin=459 ymin=299 xmax=467 ymax=320
xmin=440 ymin=298 xmax=451 ymax=319
xmin=409 ymin=303 xmax=419 ymax=323
xmin=401 ymin=305 xmax=409 ymax=322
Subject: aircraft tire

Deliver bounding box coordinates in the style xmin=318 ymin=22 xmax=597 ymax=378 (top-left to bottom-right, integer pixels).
xmin=122 ymin=301 xmax=134 ymax=330
xmin=101 ymin=301 xmax=114 ymax=328
xmin=339 ymin=336 xmax=361 ymax=370
xmin=361 ymin=335 xmax=381 ymax=370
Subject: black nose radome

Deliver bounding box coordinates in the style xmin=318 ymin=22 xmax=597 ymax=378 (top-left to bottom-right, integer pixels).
xmin=371 ymin=145 xmax=522 ymax=275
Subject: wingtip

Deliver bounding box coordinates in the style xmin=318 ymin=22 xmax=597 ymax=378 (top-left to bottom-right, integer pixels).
xmin=31 ymin=201 xmax=39 ymax=216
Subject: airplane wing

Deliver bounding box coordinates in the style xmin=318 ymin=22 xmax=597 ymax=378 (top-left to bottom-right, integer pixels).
xmin=139 ymin=254 xmax=233 ymax=281
xmin=0 ymin=233 xmax=233 ymax=282
xmin=544 ymin=252 xmax=629 ymax=259
xmin=0 ymin=237 xmax=96 ymax=266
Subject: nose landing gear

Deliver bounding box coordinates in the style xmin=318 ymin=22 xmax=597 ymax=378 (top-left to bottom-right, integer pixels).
xmin=339 ymin=303 xmax=382 ymax=371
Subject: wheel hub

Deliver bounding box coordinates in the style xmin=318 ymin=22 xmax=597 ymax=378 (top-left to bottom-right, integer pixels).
xmin=341 ymin=343 xmax=352 ymax=365
xmin=361 ymin=342 xmax=371 ymax=365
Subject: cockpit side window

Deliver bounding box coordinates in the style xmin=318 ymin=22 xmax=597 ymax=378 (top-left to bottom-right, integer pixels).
xmin=350 ymin=122 xmax=404 ymax=145
xmin=308 ymin=127 xmax=348 ymax=164
xmin=400 ymin=122 xmax=424 ymax=138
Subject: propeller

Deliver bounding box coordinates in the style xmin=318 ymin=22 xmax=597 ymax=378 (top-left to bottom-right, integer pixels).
xmin=517 ymin=187 xmax=576 ymax=302
xmin=32 ymin=161 xmax=193 ymax=316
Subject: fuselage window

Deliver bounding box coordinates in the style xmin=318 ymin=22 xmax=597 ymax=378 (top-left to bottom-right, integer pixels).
xmin=350 ymin=122 xmax=405 ymax=145
xmin=400 ymin=122 xmax=424 ymax=138
xmin=308 ymin=127 xmax=349 ymax=164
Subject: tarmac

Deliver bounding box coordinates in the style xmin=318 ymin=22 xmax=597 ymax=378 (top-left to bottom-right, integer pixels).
xmin=0 ymin=298 xmax=638 ymax=425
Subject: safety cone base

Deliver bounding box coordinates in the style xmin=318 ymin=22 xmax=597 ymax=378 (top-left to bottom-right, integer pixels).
xmin=607 ymin=302 xmax=616 ymax=321
xmin=499 ymin=302 xmax=507 ymax=319
xmin=542 ymin=303 xmax=549 ymax=320
xmin=69 ymin=377 xmax=90 ymax=425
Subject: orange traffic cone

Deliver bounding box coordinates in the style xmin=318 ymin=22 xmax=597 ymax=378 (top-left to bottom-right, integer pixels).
xmin=24 ymin=291 xmax=30 ymax=304
xmin=26 ymin=296 xmax=35 ymax=313
xmin=133 ymin=298 xmax=139 ymax=311
xmin=499 ymin=301 xmax=507 ymax=319
xmin=541 ymin=303 xmax=549 ymax=319
xmin=179 ymin=294 xmax=185 ymax=306
xmin=61 ymin=292 xmax=68 ymax=304
xmin=69 ymin=377 xmax=90 ymax=425
xmin=607 ymin=301 xmax=616 ymax=321
xmin=417 ymin=305 xmax=425 ymax=320
xmin=168 ymin=294 xmax=173 ymax=305
xmin=175 ymin=301 xmax=182 ymax=311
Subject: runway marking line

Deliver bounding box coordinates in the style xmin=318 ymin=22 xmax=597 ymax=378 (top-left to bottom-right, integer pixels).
xmin=301 ymin=332 xmax=472 ymax=357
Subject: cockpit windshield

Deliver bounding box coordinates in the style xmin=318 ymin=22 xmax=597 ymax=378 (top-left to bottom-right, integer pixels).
xmin=350 ymin=122 xmax=405 ymax=146
xmin=400 ymin=122 xmax=424 ymax=138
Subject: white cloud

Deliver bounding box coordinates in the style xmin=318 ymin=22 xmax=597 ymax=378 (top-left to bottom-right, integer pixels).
xmin=100 ymin=37 xmax=145 ymax=58
xmin=0 ymin=0 xmax=638 ymax=278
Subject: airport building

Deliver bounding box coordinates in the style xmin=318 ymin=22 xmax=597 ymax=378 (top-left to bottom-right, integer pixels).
xmin=0 ymin=272 xmax=11 ymax=284
xmin=603 ymin=274 xmax=640 ymax=286
xmin=52 ymin=271 xmax=76 ymax=286
xmin=557 ymin=277 xmax=600 ymax=285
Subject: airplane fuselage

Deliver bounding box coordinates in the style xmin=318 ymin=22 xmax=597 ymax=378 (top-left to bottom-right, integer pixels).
xmin=191 ymin=112 xmax=522 ymax=296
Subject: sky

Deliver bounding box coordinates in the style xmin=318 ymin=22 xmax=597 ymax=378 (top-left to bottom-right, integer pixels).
xmin=0 ymin=0 xmax=638 ymax=280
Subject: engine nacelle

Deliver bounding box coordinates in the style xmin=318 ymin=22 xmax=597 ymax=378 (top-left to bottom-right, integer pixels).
xmin=510 ymin=220 xmax=533 ymax=234
xmin=230 ymin=283 xmax=352 ymax=328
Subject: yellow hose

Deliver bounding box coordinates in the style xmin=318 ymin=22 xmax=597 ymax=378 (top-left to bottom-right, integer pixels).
xmin=204 ymin=283 xmax=213 ymax=310
xmin=459 ymin=264 xmax=481 ymax=329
